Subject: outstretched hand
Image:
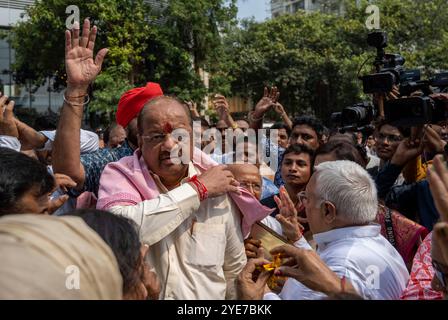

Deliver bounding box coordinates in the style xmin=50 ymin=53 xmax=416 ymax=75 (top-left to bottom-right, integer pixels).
xmin=274 ymin=186 xmax=304 ymax=243
xmin=253 ymin=86 xmax=280 ymax=118
xmin=65 ymin=19 xmax=108 ymax=88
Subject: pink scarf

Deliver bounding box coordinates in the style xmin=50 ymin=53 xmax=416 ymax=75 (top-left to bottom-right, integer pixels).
xmin=96 ymin=148 xmax=273 ymax=237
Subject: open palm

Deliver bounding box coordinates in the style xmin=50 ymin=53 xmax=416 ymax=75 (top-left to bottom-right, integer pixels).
xmin=65 ymin=19 xmax=108 ymax=86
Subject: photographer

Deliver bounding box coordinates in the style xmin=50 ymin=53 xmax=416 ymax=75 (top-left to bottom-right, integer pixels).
xmin=374 ymin=125 xmax=445 ymax=230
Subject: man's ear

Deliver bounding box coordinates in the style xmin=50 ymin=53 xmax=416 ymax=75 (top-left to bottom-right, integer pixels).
xmin=137 ymin=134 xmax=143 ymax=149
xmin=322 ymin=201 xmax=337 ymax=224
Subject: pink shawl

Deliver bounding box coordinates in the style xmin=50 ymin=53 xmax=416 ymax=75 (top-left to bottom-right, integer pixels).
xmin=96 ymin=148 xmax=273 ymax=237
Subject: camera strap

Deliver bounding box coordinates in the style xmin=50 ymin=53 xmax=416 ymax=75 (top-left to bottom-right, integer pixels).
xmin=383 ymin=207 xmax=397 ymax=248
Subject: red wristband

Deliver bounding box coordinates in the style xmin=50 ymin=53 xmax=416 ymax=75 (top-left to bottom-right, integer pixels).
xmin=188 ymin=175 xmax=208 ymax=201
xmin=340 ymin=276 xmax=346 ymax=293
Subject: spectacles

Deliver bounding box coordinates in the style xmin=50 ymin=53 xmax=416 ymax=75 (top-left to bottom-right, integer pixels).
xmin=141 ymin=132 xmax=188 ymax=146
xmin=432 ymin=260 xmax=448 ymax=289
xmin=375 ymin=133 xmax=403 ymax=143
xmin=297 ymin=191 xmax=308 ymax=207
xmin=240 ymin=181 xmax=262 ymax=193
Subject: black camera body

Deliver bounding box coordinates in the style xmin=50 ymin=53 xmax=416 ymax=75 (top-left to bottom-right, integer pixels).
xmin=359 ymin=31 xmax=448 ymax=127
xmin=384 ymin=96 xmax=448 ymax=127
xmin=331 ymin=101 xmax=376 ymax=132
xmin=362 ymin=31 xmax=406 ymax=94
xmin=387 ymin=71 xmax=448 ymax=126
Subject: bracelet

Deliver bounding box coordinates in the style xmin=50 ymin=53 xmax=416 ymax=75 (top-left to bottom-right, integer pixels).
xmin=188 ymin=175 xmax=208 ymax=201
xmin=65 ymin=92 xmax=88 ymax=99
xmin=249 ymin=111 xmax=264 ymax=122
xmin=63 ymin=93 xmax=90 ymax=107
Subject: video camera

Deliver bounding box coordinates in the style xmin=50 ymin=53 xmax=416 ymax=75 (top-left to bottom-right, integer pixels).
xmin=360 ymin=30 xmax=448 ymax=127
xmin=331 ymin=101 xmax=376 ymax=134
xmin=385 ymin=70 xmax=448 ymax=126
xmin=361 ymin=31 xmax=406 ymax=94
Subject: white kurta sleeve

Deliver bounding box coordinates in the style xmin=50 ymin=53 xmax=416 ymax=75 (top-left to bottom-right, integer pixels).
xmin=109 ymin=183 xmax=200 ymax=246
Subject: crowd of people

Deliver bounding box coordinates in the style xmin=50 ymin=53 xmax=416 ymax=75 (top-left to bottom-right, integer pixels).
xmin=0 ymin=19 xmax=447 ymax=300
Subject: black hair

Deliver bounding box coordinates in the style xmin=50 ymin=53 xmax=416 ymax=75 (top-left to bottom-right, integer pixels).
xmin=376 ymin=120 xmax=410 ymax=137
xmin=270 ymin=122 xmax=291 ymax=136
xmin=314 ymin=141 xmax=367 ymax=167
xmin=103 ymin=123 xmax=120 ymax=145
xmin=34 ymin=113 xmax=59 ymax=131
xmin=64 ymin=209 xmax=143 ymax=297
xmin=282 ymin=144 xmax=315 ymax=163
xmin=0 ymin=147 xmax=55 ymax=215
xmin=292 ymin=116 xmax=325 ymax=139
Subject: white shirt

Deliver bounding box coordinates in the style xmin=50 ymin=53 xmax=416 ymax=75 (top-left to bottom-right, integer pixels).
xmin=264 ymin=224 xmax=409 ymax=300
xmin=0 ymin=136 xmax=21 ymax=152
xmin=40 ymin=129 xmax=99 ymax=154
xmin=108 ymin=163 xmax=246 ymax=300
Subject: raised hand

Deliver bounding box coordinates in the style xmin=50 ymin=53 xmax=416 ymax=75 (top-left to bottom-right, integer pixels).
xmin=423 ymin=124 xmax=446 ymax=154
xmin=65 ymin=19 xmax=108 ymax=88
xmin=212 ymin=94 xmax=230 ymax=119
xmin=273 ymin=102 xmax=286 ymax=115
xmin=253 ymin=86 xmax=280 ymax=118
xmin=391 ymin=138 xmax=423 ymax=166
xmin=274 ymin=186 xmax=304 ymax=242
xmin=0 ymin=93 xmax=18 ymax=138
xmin=186 ymin=101 xmax=200 ymax=118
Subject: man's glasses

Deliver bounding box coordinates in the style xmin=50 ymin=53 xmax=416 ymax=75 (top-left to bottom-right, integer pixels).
xmin=239 ymin=181 xmax=261 ymax=193
xmin=375 ymin=133 xmax=403 ymax=143
xmin=297 ymin=191 xmax=308 ymax=207
xmin=141 ymin=132 xmax=188 ymax=145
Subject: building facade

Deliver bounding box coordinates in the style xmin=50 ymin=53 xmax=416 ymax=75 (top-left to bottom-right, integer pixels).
xmin=0 ymin=0 xmax=65 ymax=114
xmin=270 ymin=0 xmax=345 ymax=18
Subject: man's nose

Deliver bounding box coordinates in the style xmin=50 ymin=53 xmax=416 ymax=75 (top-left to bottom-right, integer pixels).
xmin=289 ymin=164 xmax=298 ymax=172
xmin=294 ymin=136 xmax=304 ymax=145
xmin=161 ymin=134 xmax=178 ymax=151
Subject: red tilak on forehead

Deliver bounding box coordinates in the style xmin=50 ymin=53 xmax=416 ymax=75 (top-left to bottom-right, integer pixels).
xmin=163 ymin=122 xmax=173 ymax=134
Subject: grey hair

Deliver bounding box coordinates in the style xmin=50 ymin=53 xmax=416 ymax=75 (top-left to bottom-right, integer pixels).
xmin=313 ymin=160 xmax=378 ymax=225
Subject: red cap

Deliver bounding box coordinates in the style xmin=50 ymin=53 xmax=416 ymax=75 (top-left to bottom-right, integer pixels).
xmin=116 ymin=82 xmax=163 ymax=128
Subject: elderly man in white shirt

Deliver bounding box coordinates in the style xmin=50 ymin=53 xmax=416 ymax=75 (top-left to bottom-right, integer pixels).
xmin=238 ymin=160 xmax=409 ymax=300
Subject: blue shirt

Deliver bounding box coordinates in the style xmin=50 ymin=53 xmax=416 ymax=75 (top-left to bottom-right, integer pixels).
xmin=79 ymin=140 xmax=133 ymax=196
xmin=261 ymin=177 xmax=279 ymax=200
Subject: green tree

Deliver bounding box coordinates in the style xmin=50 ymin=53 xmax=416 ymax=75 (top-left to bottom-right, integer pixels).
xmin=10 ymin=0 xmax=237 ymax=119
xmin=224 ymin=0 xmax=448 ymax=122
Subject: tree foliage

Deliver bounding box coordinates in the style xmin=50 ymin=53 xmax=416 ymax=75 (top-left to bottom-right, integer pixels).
xmin=10 ymin=0 xmax=237 ymax=116
xmin=223 ymin=0 xmax=448 ymax=121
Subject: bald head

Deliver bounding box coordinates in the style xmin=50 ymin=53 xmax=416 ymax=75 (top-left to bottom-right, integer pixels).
xmin=228 ymin=164 xmax=262 ymax=200
xmin=137 ymin=96 xmax=192 ymax=134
